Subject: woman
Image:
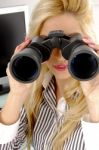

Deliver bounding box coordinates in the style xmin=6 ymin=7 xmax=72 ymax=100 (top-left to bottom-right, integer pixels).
xmin=0 ymin=0 xmax=99 ymax=150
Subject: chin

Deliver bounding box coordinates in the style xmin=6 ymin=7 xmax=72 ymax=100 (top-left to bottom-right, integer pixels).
xmin=54 ymin=73 xmax=71 ymax=80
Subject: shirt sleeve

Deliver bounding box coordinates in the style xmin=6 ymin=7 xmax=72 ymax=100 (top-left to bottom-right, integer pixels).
xmin=0 ymin=106 xmax=28 ymax=149
xmin=81 ymin=114 xmax=99 ymax=150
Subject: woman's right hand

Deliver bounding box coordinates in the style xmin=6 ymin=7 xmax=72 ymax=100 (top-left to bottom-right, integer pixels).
xmin=6 ymin=38 xmax=33 ymax=103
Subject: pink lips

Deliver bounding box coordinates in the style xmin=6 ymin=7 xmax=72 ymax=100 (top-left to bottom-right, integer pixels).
xmin=53 ymin=64 xmax=67 ymax=71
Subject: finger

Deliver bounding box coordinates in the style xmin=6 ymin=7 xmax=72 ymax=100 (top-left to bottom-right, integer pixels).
xmin=82 ymin=37 xmax=99 ymax=54
xmin=6 ymin=63 xmax=10 ymax=76
xmin=83 ymin=35 xmax=93 ymax=40
xmin=24 ymin=36 xmax=31 ymax=41
xmin=14 ymin=39 xmax=31 ymax=54
xmin=88 ymin=43 xmax=99 ymax=51
xmin=83 ymin=38 xmax=95 ymax=45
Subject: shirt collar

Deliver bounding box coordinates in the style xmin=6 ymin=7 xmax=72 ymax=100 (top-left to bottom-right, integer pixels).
xmin=42 ymin=71 xmax=67 ymax=117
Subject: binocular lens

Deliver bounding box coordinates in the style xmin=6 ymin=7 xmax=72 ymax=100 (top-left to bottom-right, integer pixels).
xmin=70 ymin=53 xmax=98 ymax=80
xmin=12 ymin=56 xmax=38 ymax=82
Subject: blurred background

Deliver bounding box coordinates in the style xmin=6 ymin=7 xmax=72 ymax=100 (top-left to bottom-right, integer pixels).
xmin=0 ymin=0 xmax=40 ymax=15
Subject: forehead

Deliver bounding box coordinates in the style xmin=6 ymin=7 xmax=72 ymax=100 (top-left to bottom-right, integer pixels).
xmin=40 ymin=13 xmax=82 ymax=36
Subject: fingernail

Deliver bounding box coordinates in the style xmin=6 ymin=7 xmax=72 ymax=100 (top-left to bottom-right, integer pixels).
xmin=83 ymin=38 xmax=88 ymax=41
xmin=24 ymin=37 xmax=30 ymax=41
xmin=83 ymin=38 xmax=88 ymax=42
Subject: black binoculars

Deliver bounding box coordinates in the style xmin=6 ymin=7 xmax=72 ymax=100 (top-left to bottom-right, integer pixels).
xmin=9 ymin=30 xmax=99 ymax=83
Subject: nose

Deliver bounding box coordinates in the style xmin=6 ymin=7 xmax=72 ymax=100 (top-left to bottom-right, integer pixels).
xmin=52 ymin=48 xmax=63 ymax=58
xmin=52 ymin=48 xmax=62 ymax=57
xmin=51 ymin=48 xmax=67 ymax=62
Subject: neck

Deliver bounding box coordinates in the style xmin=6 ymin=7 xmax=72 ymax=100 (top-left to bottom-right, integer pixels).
xmin=55 ymin=77 xmax=75 ymax=102
xmin=55 ymin=78 xmax=67 ymax=102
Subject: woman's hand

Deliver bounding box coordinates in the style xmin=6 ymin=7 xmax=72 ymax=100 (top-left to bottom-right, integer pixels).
xmin=6 ymin=38 xmax=33 ymax=104
xmin=80 ymin=36 xmax=99 ymax=122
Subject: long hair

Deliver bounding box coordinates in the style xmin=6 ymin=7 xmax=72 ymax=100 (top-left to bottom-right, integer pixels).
xmin=24 ymin=0 xmax=94 ymax=149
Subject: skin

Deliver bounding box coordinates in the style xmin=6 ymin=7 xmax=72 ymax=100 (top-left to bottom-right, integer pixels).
xmin=40 ymin=13 xmax=82 ymax=101
xmin=5 ymin=13 xmax=99 ymax=124
xmin=40 ymin=13 xmax=99 ymax=122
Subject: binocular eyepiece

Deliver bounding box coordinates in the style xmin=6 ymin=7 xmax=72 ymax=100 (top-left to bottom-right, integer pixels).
xmin=9 ymin=30 xmax=99 ymax=83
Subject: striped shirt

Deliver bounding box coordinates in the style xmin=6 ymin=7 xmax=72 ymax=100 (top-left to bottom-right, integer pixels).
xmin=32 ymin=76 xmax=85 ymax=150
xmin=0 ymin=72 xmax=99 ymax=150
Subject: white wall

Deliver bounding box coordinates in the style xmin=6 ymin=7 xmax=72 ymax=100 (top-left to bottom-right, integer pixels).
xmin=0 ymin=0 xmax=40 ymax=15
xmin=91 ymin=2 xmax=99 ymax=42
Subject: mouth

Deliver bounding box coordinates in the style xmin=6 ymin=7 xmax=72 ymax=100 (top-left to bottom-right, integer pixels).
xmin=53 ymin=64 xmax=67 ymax=71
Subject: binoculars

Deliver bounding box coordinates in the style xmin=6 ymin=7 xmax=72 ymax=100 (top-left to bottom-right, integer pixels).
xmin=9 ymin=30 xmax=99 ymax=83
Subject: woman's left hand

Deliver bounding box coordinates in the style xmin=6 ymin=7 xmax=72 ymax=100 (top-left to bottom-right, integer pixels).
xmin=80 ymin=36 xmax=99 ymax=122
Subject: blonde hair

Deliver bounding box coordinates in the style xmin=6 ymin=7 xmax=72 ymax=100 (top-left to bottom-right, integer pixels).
xmin=24 ymin=0 xmax=94 ymax=149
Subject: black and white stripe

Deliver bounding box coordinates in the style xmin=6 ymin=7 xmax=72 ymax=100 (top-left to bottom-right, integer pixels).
xmin=0 ymin=76 xmax=86 ymax=150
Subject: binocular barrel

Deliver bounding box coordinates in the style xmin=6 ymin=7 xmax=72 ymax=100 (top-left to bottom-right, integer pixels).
xmin=9 ymin=31 xmax=99 ymax=83
xmin=9 ymin=48 xmax=42 ymax=83
xmin=68 ymin=45 xmax=99 ymax=81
